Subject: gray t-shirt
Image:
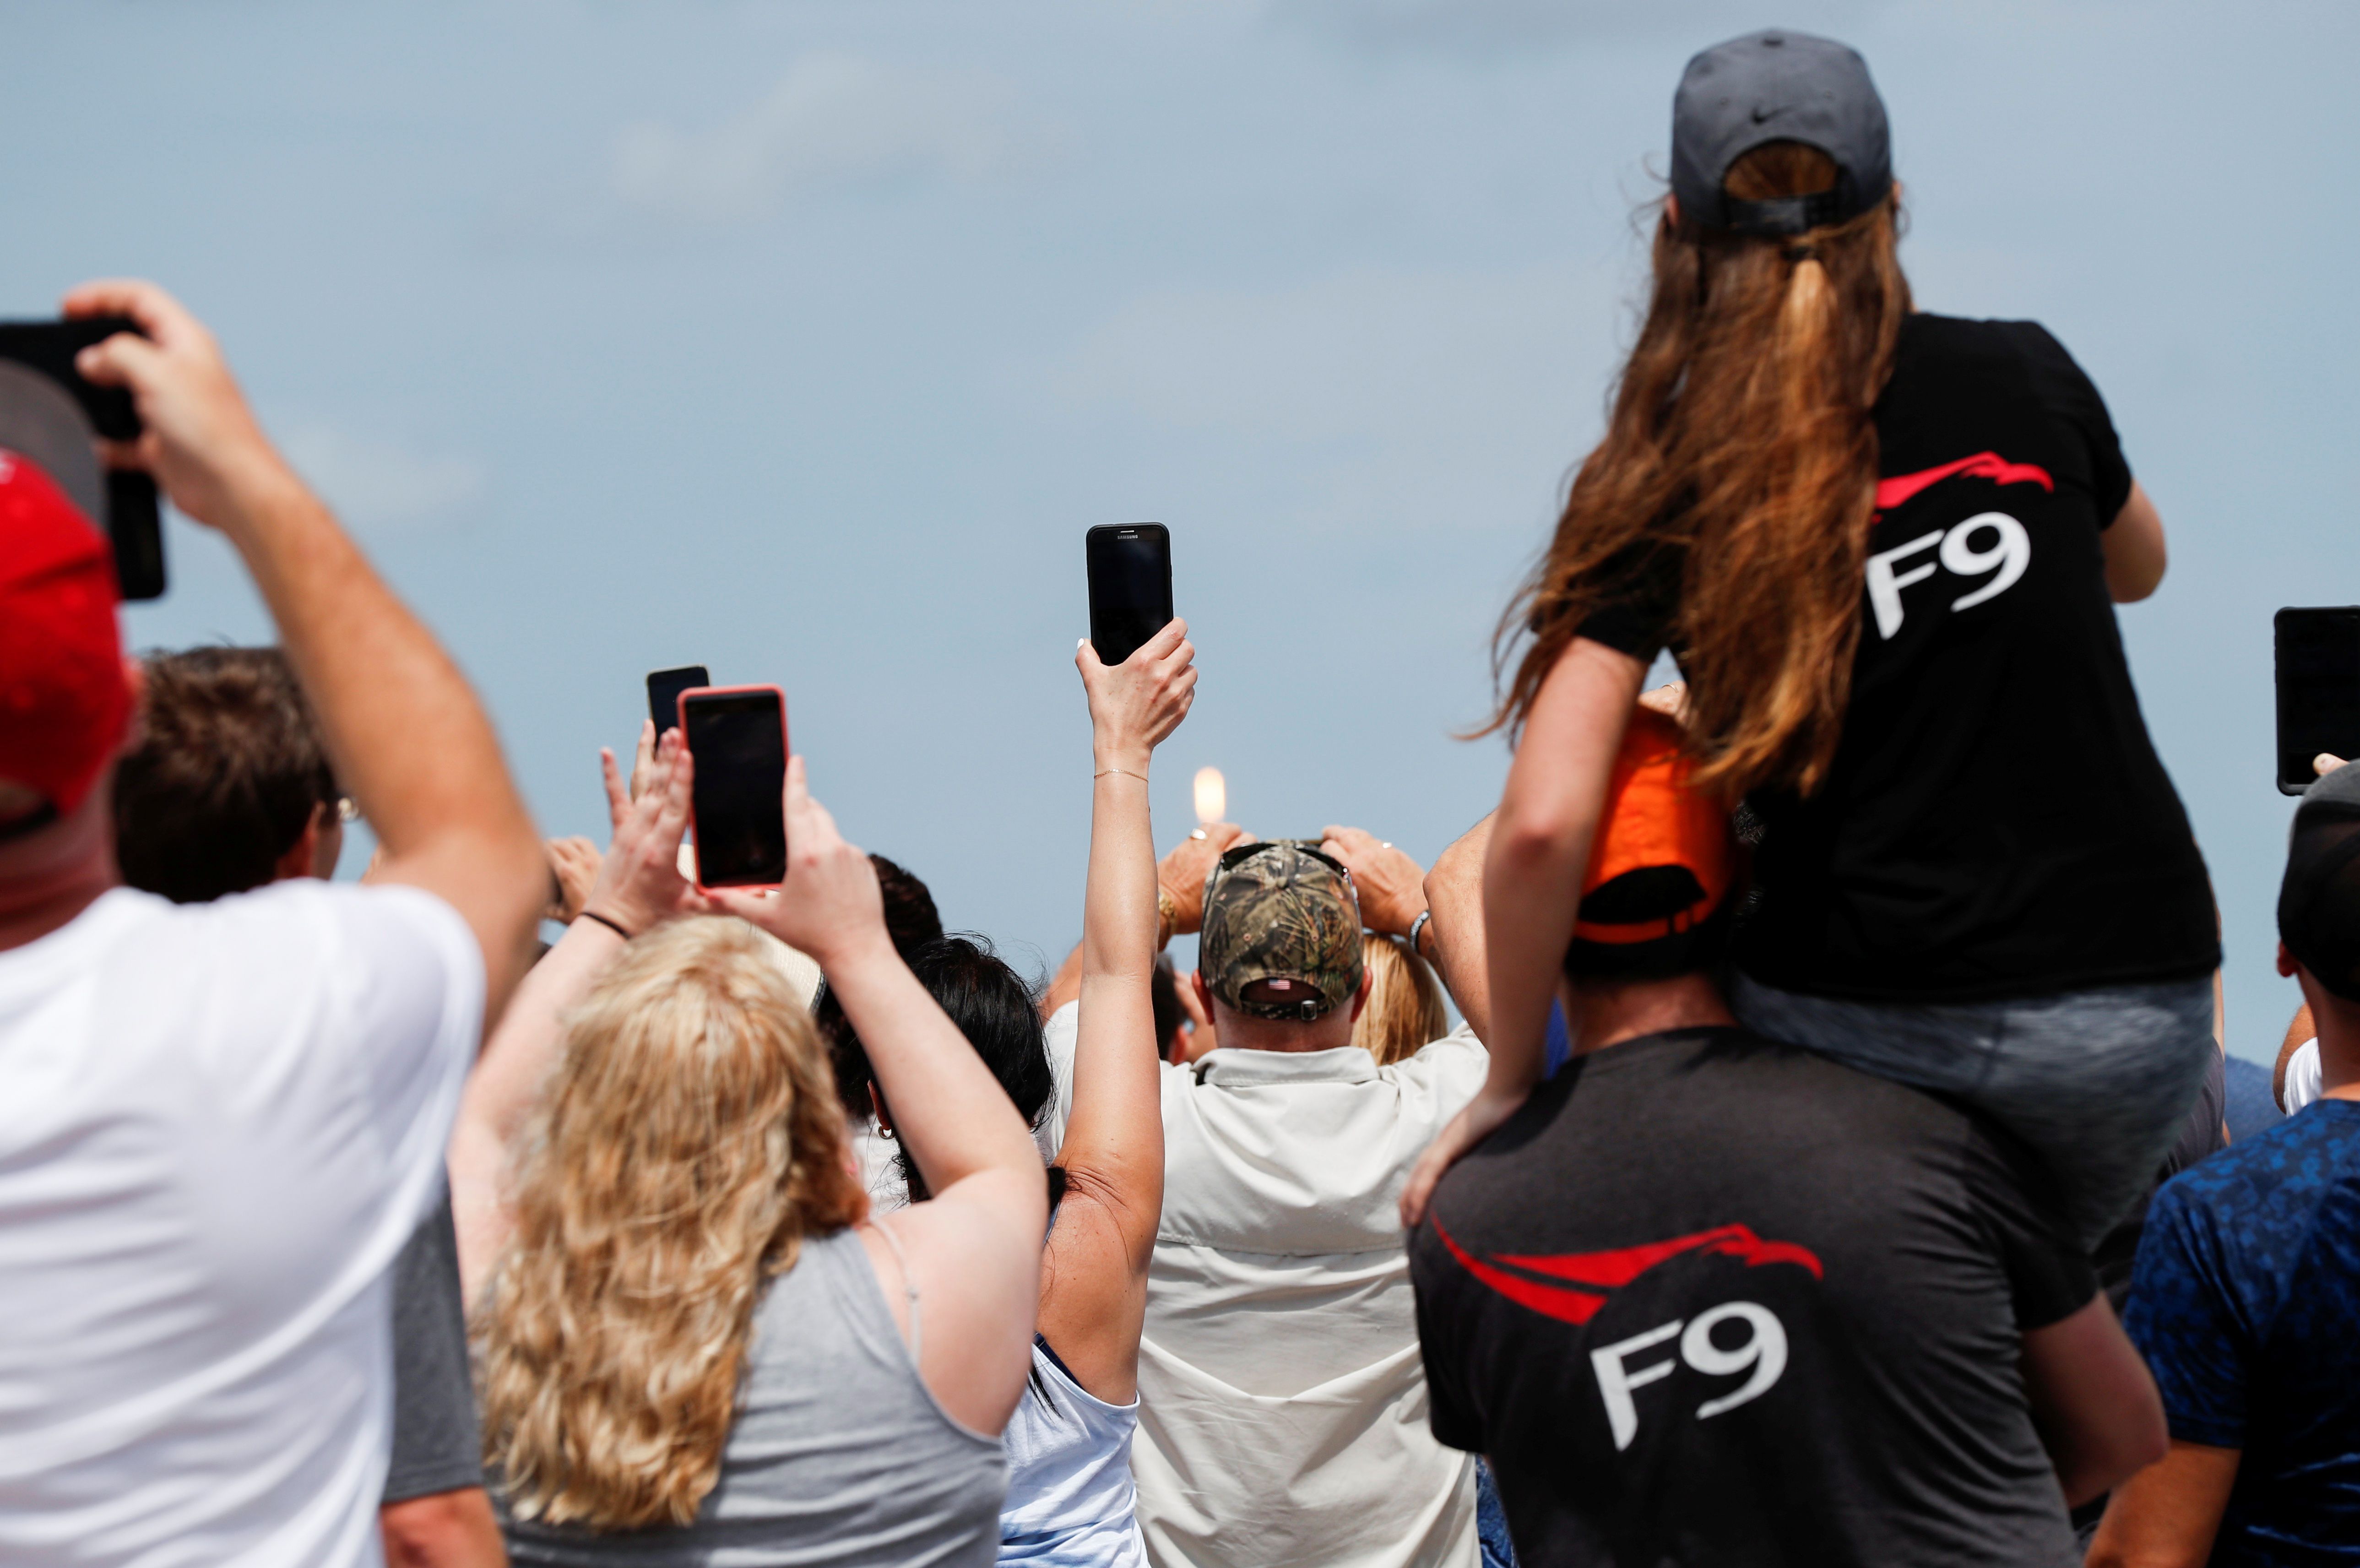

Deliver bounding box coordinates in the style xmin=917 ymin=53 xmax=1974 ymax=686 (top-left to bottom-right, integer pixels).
xmin=500 ymin=1225 xmax=1004 ymax=1566
xmin=384 ymin=1198 xmax=485 ymax=1504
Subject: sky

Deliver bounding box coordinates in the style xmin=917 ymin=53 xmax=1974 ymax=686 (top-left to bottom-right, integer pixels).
xmin=15 ymin=0 xmax=2355 ymax=1062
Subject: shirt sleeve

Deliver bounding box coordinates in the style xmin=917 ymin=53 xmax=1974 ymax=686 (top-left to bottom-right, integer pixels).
xmin=383 ymin=1199 xmax=486 ymax=1503
xmin=2010 ymin=321 xmax=2135 ymax=526
xmin=1566 ymin=541 xmax=1683 ymax=662
xmin=1410 ymin=1220 xmax=1485 ymax=1453
xmin=2123 ymin=1179 xmax=2250 ymax=1449
xmin=1959 ymin=1116 xmax=2099 ymax=1331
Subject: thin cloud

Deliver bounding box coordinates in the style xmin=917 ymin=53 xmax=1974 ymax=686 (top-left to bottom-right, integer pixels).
xmin=609 ymin=52 xmax=1055 ymax=223
xmin=282 ymin=426 xmax=486 ymax=534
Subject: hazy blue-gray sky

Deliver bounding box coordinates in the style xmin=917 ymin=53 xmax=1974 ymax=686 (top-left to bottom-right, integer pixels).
xmin=30 ymin=0 xmax=2355 ymax=1061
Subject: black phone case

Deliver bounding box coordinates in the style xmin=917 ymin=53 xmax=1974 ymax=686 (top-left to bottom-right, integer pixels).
xmin=1086 ymin=523 xmax=1173 ymax=667
xmin=0 ymin=319 xmax=163 ymax=600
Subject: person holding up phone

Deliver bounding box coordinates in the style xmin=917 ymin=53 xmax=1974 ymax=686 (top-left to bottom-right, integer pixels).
xmin=995 ymin=618 xmax=1196 ymax=1566
xmin=447 ymin=738 xmax=1047 ymax=1566
xmin=1403 ymin=32 xmax=2218 ymax=1252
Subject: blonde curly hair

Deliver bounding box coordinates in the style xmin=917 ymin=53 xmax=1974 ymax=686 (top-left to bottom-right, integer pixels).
xmin=474 ymin=916 xmax=865 ymax=1530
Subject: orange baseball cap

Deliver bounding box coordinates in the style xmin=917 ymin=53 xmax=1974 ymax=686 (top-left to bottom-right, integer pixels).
xmin=0 ymin=450 xmax=129 ymax=832
xmin=1563 ymin=705 xmax=1736 ymax=978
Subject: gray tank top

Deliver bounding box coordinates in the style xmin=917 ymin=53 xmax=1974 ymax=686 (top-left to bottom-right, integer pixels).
xmin=502 ymin=1225 xmax=1006 ymax=1567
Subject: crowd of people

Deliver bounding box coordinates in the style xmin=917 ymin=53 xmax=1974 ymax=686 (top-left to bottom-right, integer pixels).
xmin=3 ymin=25 xmax=2356 ymax=1568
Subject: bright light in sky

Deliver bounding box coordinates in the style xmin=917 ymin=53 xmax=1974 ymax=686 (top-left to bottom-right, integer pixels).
xmin=1195 ymin=766 xmax=1226 ymax=825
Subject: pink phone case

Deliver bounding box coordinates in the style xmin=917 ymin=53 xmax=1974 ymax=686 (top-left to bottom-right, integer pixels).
xmin=676 ymin=683 xmax=790 ymax=893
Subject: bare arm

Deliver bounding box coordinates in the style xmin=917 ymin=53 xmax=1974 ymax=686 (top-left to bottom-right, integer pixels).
xmin=1041 ymin=819 xmax=1251 ymax=1023
xmin=2018 ymin=1293 xmax=2169 ymax=1508
xmin=68 ymin=280 xmax=544 ymax=1020
xmin=2104 ymin=481 xmax=2167 ymax=603
xmin=1038 ymin=619 xmax=1197 ymax=1404
xmin=1401 ymin=639 xmax=1643 ymax=1225
xmin=380 ymin=1488 xmax=506 ymax=1568
xmin=2278 ymin=1001 xmax=2316 ymax=1111
xmin=449 ymin=738 xmax=700 ymax=1304
xmin=713 ymin=759 xmax=1047 ymax=1437
xmin=2086 ymin=1442 xmax=2241 ymax=1568
xmin=1421 ymin=812 xmax=1495 ymax=1042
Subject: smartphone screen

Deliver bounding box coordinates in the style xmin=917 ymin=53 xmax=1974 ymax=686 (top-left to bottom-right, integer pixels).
xmin=1086 ymin=523 xmax=1173 ymax=667
xmin=2276 ymin=608 xmax=2360 ymax=795
xmin=682 ymin=687 xmax=789 ymax=887
xmin=646 ymin=665 xmax=710 ymax=740
xmin=0 ymin=319 xmax=164 ymax=600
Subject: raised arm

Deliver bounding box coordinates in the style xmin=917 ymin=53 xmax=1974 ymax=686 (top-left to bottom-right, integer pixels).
xmin=1401 ymin=639 xmax=1641 ymax=1225
xmin=448 ymin=736 xmax=699 ymax=1304
xmin=1037 ymin=619 xmax=1197 ymax=1404
xmin=712 ymin=760 xmax=1047 ymax=1437
xmin=1418 ymin=812 xmax=1494 ymax=1041
xmin=67 ymin=279 xmax=545 ymax=1019
xmin=2104 ymin=481 xmax=2167 ymax=603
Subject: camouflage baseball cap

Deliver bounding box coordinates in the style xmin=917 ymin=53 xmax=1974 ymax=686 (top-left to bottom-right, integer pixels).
xmin=1199 ymin=840 xmax=1366 ymax=1022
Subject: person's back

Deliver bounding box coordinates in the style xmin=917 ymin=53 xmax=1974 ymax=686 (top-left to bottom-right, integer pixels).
xmin=1414 ymin=1028 xmax=2089 ymax=1566
xmin=1408 ymin=700 xmax=2165 ymax=1568
xmin=1136 ymin=841 xmax=1486 ymax=1568
xmin=0 ymin=282 xmax=546 ymax=1567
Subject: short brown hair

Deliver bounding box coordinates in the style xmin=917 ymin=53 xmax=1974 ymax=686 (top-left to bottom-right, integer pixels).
xmin=114 ymin=646 xmax=339 ymax=903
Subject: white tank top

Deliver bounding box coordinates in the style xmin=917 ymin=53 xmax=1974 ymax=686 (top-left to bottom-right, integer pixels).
xmin=998 ymin=1338 xmax=1145 ymax=1567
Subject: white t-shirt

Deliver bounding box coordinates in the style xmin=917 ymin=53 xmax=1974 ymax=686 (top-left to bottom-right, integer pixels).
xmin=0 ymin=881 xmax=483 ymax=1568
xmin=1043 ymin=1005 xmax=1488 ymax=1568
xmin=2284 ymin=1037 xmax=2324 ymax=1113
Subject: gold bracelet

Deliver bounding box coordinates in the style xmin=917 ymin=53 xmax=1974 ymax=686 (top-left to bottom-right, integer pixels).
xmin=1156 ymin=884 xmax=1177 ymax=949
xmin=1094 ymin=767 xmax=1150 ymax=785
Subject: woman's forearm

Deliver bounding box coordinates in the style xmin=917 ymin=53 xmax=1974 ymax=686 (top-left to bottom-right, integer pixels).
xmin=1062 ymin=771 xmax=1164 ymax=1183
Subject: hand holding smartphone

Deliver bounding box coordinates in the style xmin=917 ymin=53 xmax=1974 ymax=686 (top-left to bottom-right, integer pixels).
xmin=1086 ymin=523 xmax=1173 ymax=667
xmin=0 ymin=318 xmax=165 ymax=599
xmin=679 ymin=685 xmax=789 ymax=889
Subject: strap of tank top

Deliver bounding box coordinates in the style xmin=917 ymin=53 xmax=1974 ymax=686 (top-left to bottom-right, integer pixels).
xmin=866 ymin=1215 xmax=923 ymax=1367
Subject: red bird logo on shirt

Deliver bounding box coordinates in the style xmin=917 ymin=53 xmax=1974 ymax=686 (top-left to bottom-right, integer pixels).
xmin=1432 ymin=1217 xmax=1823 ymax=1325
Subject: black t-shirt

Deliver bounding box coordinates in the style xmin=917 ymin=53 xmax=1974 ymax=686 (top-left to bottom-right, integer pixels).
xmin=1578 ymin=315 xmax=2217 ymax=1001
xmin=384 ymin=1197 xmax=486 ymax=1505
xmin=1411 ymin=1027 xmax=2096 ymax=1568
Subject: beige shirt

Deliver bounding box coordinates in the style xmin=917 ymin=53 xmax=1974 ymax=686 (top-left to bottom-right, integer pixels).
xmin=1044 ymin=1009 xmax=1487 ymax=1568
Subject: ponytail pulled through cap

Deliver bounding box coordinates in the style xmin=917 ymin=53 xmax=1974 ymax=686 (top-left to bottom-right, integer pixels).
xmin=1488 ymin=141 xmax=1909 ymax=798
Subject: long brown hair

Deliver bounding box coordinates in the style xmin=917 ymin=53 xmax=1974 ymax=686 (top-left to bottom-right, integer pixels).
xmin=475 ymin=917 xmax=866 ymax=1530
xmin=1491 ymin=142 xmax=1910 ymax=796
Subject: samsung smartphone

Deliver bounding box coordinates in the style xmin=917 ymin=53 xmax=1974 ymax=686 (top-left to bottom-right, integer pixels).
xmin=646 ymin=665 xmax=711 ymax=741
xmin=2276 ymin=608 xmax=2360 ymax=795
xmin=1086 ymin=523 xmax=1173 ymax=667
xmin=680 ymin=685 xmax=789 ymax=888
xmin=0 ymin=319 xmax=165 ymax=600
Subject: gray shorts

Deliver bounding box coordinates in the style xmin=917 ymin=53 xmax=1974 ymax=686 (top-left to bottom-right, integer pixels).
xmin=1729 ymin=972 xmax=2219 ymax=1250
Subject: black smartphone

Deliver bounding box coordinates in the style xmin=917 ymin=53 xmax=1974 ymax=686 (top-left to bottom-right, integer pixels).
xmin=680 ymin=685 xmax=789 ymax=889
xmin=2276 ymin=608 xmax=2360 ymax=795
xmin=0 ymin=319 xmax=164 ymax=600
xmin=646 ymin=665 xmax=711 ymax=740
xmin=1086 ymin=523 xmax=1173 ymax=667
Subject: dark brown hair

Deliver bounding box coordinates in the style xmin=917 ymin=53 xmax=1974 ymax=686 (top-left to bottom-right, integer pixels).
xmin=1490 ymin=142 xmax=1910 ymax=797
xmin=114 ymin=646 xmax=339 ymax=902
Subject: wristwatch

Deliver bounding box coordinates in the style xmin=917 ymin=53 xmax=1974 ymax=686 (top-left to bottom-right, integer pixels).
xmin=1156 ymin=885 xmax=1178 ymax=950
xmin=1406 ymin=907 xmax=1432 ymax=958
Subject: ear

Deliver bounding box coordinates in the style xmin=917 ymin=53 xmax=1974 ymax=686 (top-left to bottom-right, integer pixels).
xmin=114 ymin=656 xmax=147 ymax=757
xmin=1345 ymin=965 xmax=1374 ymax=1024
xmin=1192 ymin=968 xmax=1214 ymax=1016
xmin=2279 ymin=941 xmax=2300 ymax=979
xmin=1665 ymin=192 xmax=1681 ymax=226
xmin=271 ymin=806 xmax=324 ymax=884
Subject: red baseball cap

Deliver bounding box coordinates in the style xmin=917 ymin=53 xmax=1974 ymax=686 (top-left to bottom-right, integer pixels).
xmin=0 ymin=450 xmax=129 ymax=825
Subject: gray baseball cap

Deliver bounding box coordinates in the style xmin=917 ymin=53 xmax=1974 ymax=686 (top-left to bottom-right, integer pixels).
xmin=1670 ymin=29 xmax=1891 ymax=236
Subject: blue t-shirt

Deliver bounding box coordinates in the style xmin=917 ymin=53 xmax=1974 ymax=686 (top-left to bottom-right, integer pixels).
xmin=2126 ymin=1098 xmax=2360 ymax=1566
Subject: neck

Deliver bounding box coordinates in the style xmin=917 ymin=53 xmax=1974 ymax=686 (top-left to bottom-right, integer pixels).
xmin=0 ymin=786 xmax=123 ymax=954
xmin=1210 ymin=1009 xmax=1355 ymax=1055
xmin=1572 ymin=972 xmax=1734 ymax=1056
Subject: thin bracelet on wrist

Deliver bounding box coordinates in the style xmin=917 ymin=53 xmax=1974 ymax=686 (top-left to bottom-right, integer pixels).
xmin=1094 ymin=766 xmax=1150 ymax=785
xmin=1405 ymin=908 xmax=1432 ymax=958
xmin=576 ymin=909 xmax=635 ymax=941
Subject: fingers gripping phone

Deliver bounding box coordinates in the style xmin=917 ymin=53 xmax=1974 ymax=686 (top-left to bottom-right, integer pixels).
xmin=1086 ymin=523 xmax=1173 ymax=667
xmin=2276 ymin=608 xmax=2360 ymax=795
xmin=680 ymin=686 xmax=789 ymax=889
xmin=646 ymin=666 xmax=710 ymax=741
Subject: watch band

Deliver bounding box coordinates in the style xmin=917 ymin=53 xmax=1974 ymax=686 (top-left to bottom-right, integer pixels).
xmin=1406 ymin=908 xmax=1432 ymax=957
xmin=1156 ymin=884 xmax=1178 ymax=949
